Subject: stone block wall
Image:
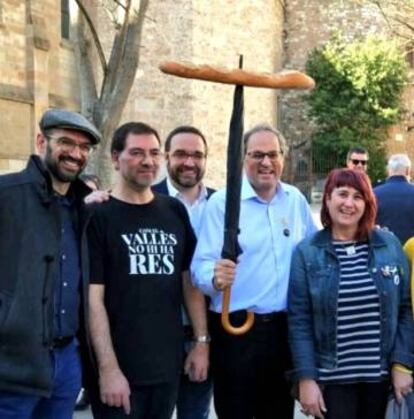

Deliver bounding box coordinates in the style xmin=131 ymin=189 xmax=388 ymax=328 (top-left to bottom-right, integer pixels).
xmin=0 ymin=0 xmax=283 ymax=184
xmin=97 ymin=0 xmax=284 ymax=188
xmin=0 ymin=0 xmax=80 ymax=174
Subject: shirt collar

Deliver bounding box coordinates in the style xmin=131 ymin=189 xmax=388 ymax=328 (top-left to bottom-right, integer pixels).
xmin=387 ymin=175 xmax=408 ymax=183
xmin=166 ymin=177 xmax=208 ymax=202
xmin=54 ymin=185 xmax=76 ymax=206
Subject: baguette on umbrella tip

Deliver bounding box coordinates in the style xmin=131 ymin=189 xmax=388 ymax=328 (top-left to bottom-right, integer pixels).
xmin=159 ymin=60 xmax=315 ymax=90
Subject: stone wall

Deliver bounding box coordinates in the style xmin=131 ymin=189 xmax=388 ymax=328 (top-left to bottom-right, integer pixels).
xmin=5 ymin=1 xmax=411 ymax=188
xmin=97 ymin=0 xmax=284 ymax=188
xmin=0 ymin=0 xmax=80 ymax=174
xmin=0 ymin=0 xmax=284 ymax=185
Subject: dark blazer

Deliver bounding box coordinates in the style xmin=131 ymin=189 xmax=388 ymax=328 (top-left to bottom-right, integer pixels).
xmin=152 ymin=178 xmax=216 ymax=199
xmin=374 ymin=175 xmax=414 ymax=244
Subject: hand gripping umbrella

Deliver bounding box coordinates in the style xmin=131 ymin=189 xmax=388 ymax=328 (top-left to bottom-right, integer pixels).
xmin=160 ymin=59 xmax=315 ymax=335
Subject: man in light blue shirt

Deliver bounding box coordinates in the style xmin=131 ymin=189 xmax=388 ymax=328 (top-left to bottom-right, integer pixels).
xmin=191 ymin=123 xmax=318 ymax=419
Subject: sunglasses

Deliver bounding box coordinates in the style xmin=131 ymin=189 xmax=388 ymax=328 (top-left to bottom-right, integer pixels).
xmin=351 ymin=159 xmax=368 ymax=166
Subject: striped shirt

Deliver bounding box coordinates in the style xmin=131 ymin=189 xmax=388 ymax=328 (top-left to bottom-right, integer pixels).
xmin=318 ymin=241 xmax=387 ymax=384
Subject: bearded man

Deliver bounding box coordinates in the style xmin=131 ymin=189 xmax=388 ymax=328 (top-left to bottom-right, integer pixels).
xmin=0 ymin=108 xmax=101 ymax=419
xmin=152 ymin=126 xmax=214 ymax=419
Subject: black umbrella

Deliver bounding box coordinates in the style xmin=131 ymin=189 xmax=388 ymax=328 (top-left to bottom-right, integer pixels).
xmin=220 ymin=56 xmax=255 ymax=335
xmin=159 ymin=58 xmax=315 ymax=335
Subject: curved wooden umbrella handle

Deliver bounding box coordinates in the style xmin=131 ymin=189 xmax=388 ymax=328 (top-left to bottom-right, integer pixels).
xmin=221 ymin=287 xmax=254 ymax=335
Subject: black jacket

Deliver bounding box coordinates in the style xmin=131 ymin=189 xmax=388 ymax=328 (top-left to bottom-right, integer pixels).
xmin=0 ymin=155 xmax=93 ymax=397
xmin=374 ymin=176 xmax=414 ymax=244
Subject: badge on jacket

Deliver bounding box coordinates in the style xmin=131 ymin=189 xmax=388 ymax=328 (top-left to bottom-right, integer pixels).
xmin=381 ymin=265 xmax=399 ymax=285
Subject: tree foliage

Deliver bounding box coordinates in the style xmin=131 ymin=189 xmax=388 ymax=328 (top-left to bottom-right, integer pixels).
xmin=306 ymin=35 xmax=408 ymax=182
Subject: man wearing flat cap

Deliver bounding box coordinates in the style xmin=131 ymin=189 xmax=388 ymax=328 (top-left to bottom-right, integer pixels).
xmin=0 ymin=108 xmax=100 ymax=418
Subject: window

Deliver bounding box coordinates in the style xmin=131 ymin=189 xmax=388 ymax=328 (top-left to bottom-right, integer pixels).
xmin=61 ymin=0 xmax=70 ymax=39
xmin=405 ymin=44 xmax=414 ymax=69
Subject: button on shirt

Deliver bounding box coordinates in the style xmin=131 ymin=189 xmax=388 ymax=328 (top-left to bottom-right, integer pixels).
xmin=166 ymin=177 xmax=209 ymax=238
xmin=54 ymin=195 xmax=81 ymax=338
xmin=191 ymin=175 xmax=318 ymax=313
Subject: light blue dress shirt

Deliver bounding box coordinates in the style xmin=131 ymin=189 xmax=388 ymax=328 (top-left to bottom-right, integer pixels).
xmin=191 ymin=175 xmax=318 ymax=313
xmin=166 ymin=177 xmax=209 ymax=238
xmin=166 ymin=178 xmax=210 ymax=326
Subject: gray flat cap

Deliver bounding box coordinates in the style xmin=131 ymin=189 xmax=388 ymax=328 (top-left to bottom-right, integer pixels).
xmin=39 ymin=109 xmax=101 ymax=144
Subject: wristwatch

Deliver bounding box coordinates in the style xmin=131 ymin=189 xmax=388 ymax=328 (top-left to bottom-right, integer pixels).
xmin=192 ymin=335 xmax=211 ymax=343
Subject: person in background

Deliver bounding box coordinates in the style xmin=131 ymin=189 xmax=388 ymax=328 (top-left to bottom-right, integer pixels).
xmin=80 ymin=174 xmax=101 ymax=191
xmin=346 ymin=147 xmax=369 ymax=173
xmin=374 ymin=154 xmax=414 ymax=245
xmin=153 ymin=125 xmax=214 ymax=419
xmin=288 ymin=168 xmax=414 ymax=419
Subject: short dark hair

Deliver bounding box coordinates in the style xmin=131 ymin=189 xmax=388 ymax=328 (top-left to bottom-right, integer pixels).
xmin=111 ymin=122 xmax=161 ymax=154
xmin=164 ymin=125 xmax=208 ymax=155
xmin=321 ymin=168 xmax=376 ymax=240
xmin=346 ymin=147 xmax=368 ymax=161
xmin=243 ymin=123 xmax=289 ymax=155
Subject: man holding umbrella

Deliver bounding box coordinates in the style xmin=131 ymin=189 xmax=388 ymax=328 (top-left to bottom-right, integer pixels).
xmin=191 ymin=123 xmax=317 ymax=419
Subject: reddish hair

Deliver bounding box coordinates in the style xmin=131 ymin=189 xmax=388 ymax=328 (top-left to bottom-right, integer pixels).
xmin=320 ymin=168 xmax=377 ymax=240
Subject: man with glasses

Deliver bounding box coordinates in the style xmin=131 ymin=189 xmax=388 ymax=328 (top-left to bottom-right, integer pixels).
xmin=346 ymin=147 xmax=369 ymax=173
xmin=88 ymin=122 xmax=208 ymax=418
xmin=0 ymin=108 xmax=101 ymax=418
xmin=191 ymin=123 xmax=318 ymax=419
xmin=153 ymin=126 xmax=214 ymax=419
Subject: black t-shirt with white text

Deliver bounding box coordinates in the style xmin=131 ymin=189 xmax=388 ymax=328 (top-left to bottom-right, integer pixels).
xmin=88 ymin=194 xmax=196 ymax=386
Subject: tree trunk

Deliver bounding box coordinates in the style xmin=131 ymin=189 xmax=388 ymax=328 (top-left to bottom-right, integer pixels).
xmin=75 ymin=0 xmax=150 ymax=187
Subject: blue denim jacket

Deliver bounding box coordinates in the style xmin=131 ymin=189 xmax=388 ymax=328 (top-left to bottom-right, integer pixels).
xmin=288 ymin=228 xmax=414 ymax=382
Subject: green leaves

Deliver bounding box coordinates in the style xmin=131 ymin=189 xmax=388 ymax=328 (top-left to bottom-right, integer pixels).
xmin=306 ymin=35 xmax=408 ymax=181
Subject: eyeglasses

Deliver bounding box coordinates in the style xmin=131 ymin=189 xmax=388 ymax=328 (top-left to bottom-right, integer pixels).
xmin=47 ymin=136 xmax=96 ymax=155
xmin=351 ymin=159 xmax=368 ymax=166
xmin=246 ymin=151 xmax=283 ymax=162
xmin=128 ymin=149 xmax=163 ymax=160
xmin=170 ymin=150 xmax=206 ymax=161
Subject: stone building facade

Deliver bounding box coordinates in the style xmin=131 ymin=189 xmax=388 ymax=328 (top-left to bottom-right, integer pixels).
xmin=0 ymin=0 xmax=284 ymax=187
xmin=1 ymin=0 xmax=414 ymax=190
xmin=96 ymin=0 xmax=284 ymax=187
xmin=0 ymin=0 xmax=80 ymax=173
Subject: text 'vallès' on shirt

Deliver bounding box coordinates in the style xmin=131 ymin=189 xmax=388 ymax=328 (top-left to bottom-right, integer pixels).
xmin=88 ymin=194 xmax=196 ymax=385
xmin=318 ymin=241 xmax=387 ymax=384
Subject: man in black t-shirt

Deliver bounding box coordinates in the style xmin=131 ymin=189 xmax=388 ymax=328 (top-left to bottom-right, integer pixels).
xmin=88 ymin=122 xmax=209 ymax=419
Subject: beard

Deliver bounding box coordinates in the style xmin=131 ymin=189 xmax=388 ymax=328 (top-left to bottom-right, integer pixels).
xmin=168 ymin=163 xmax=205 ymax=188
xmin=44 ymin=144 xmax=86 ymax=183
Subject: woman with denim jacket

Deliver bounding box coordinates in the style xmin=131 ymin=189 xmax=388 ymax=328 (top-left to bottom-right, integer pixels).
xmin=288 ymin=169 xmax=414 ymax=419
